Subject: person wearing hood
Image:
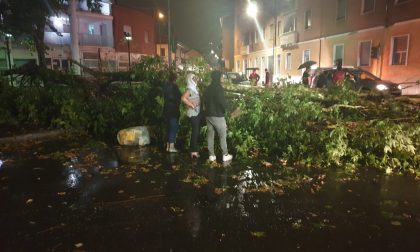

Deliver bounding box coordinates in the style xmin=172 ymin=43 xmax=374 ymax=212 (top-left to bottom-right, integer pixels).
xmin=203 ymin=70 xmax=233 ymax=162
xmin=163 ymin=71 xmax=181 ymax=153
xmin=181 ymin=73 xmax=201 ymax=158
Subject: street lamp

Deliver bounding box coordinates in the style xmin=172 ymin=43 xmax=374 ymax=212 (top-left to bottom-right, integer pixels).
xmin=124 ymin=31 xmax=132 ymax=70
xmin=4 ymin=33 xmax=13 ymax=85
xmin=246 ymin=1 xmax=258 ymax=18
xmin=158 ymin=12 xmax=165 ymax=19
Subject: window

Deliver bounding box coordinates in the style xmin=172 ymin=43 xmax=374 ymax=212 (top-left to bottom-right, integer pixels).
xmin=277 ymin=21 xmax=281 ymax=35
xmin=336 ymin=0 xmax=346 ymax=21
xmin=123 ymin=25 xmax=132 ymax=35
xmin=285 ymin=52 xmax=292 ymax=70
xmin=270 ymin=24 xmax=274 ymax=39
xmin=255 ymin=30 xmax=259 ymax=43
xmin=359 ymin=41 xmax=371 ymax=66
xmin=333 ymin=44 xmax=344 ymax=62
xmin=242 ymin=32 xmax=249 ymax=46
xmin=277 ymin=54 xmax=281 ymax=75
xmin=283 ymin=14 xmax=296 ymax=33
xmin=391 ymin=35 xmax=409 ymax=65
xmin=262 ymin=57 xmax=265 ymax=70
xmin=144 ymin=31 xmax=149 ymax=43
xmin=303 ymin=49 xmax=310 ymax=63
xmin=237 ymin=60 xmax=240 ymax=72
xmin=160 ymin=48 xmax=166 ymax=57
xmin=88 ymin=24 xmax=95 ymax=34
xmin=362 ymin=0 xmax=375 ymax=14
xmin=304 ymin=9 xmax=312 ymax=29
xmin=395 ymin=0 xmax=409 ymax=4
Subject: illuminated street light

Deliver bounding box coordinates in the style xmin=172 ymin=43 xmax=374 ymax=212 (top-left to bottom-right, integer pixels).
xmin=246 ymin=1 xmax=258 ymax=18
xmin=211 ymin=50 xmax=214 ymax=54
xmin=124 ymin=31 xmax=132 ymax=70
xmin=158 ymin=12 xmax=165 ymax=19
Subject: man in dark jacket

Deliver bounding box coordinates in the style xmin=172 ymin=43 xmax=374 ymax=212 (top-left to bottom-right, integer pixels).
xmin=203 ymin=70 xmax=233 ymax=162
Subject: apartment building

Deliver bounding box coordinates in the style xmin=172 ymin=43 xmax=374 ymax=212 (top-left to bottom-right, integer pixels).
xmin=1 ymin=0 xmax=158 ymax=74
xmin=231 ymin=0 xmax=420 ymax=94
xmin=112 ymin=5 xmax=157 ymax=71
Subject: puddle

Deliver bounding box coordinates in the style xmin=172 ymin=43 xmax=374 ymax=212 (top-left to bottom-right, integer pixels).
xmin=0 ymin=139 xmax=419 ymax=251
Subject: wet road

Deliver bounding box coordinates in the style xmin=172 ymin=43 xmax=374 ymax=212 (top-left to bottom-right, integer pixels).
xmin=1 ymin=139 xmax=420 ymax=251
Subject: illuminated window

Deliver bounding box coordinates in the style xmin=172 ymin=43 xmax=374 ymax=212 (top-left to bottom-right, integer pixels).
xmin=285 ymin=52 xmax=292 ymax=70
xmin=391 ymin=35 xmax=409 ymax=65
xmin=304 ymin=9 xmax=312 ymax=29
xmin=359 ymin=41 xmax=371 ymax=66
xmin=303 ymin=49 xmax=310 ymax=63
xmin=144 ymin=31 xmax=149 ymax=43
xmin=283 ymin=14 xmax=296 ymax=33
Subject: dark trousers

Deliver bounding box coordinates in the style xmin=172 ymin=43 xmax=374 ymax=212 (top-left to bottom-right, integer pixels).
xmin=190 ymin=115 xmax=200 ymax=152
xmin=167 ymin=117 xmax=179 ymax=144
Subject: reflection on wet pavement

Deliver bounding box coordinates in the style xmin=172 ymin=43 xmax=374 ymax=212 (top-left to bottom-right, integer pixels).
xmin=0 ymin=139 xmax=419 ymax=251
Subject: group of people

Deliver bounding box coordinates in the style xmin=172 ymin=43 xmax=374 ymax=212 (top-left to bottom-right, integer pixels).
xmin=163 ymin=70 xmax=233 ymax=162
xmin=248 ymin=68 xmax=271 ymax=87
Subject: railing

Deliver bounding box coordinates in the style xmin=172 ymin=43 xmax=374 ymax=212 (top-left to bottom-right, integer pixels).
xmin=280 ymin=31 xmax=298 ymax=48
xmin=78 ymin=1 xmax=111 ymax=16
xmin=79 ymin=33 xmax=113 ymax=47
xmin=44 ymin=32 xmax=71 ymax=45
xmin=240 ymin=45 xmax=249 ymax=55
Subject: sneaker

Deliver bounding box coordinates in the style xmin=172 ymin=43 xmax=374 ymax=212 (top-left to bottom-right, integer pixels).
xmin=222 ymin=154 xmax=233 ymax=162
xmin=209 ymin=155 xmax=216 ymax=162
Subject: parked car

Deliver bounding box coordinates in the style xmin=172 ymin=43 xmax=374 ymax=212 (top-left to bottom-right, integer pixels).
xmin=312 ymin=68 xmax=402 ymax=95
xmin=223 ymin=72 xmax=251 ymax=85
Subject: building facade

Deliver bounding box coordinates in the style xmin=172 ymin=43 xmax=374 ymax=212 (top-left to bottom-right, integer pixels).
xmin=231 ymin=0 xmax=420 ymax=94
xmin=1 ymin=0 xmax=159 ymax=74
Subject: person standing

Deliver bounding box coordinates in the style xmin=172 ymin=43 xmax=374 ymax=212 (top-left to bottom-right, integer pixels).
xmin=249 ymin=69 xmax=260 ymax=86
xmin=203 ymin=70 xmax=233 ymax=162
xmin=332 ymin=59 xmax=346 ymax=85
xmin=163 ymin=71 xmax=181 ymax=153
xmin=264 ymin=68 xmax=270 ymax=87
xmin=181 ymin=73 xmax=201 ymax=158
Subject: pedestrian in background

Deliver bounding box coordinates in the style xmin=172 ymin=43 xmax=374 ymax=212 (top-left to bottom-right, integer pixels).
xmin=264 ymin=68 xmax=271 ymax=87
xmin=181 ymin=72 xmax=201 ymax=158
xmin=203 ymin=70 xmax=233 ymax=162
xmin=249 ymin=69 xmax=260 ymax=86
xmin=163 ymin=71 xmax=181 ymax=153
xmin=333 ymin=59 xmax=346 ymax=85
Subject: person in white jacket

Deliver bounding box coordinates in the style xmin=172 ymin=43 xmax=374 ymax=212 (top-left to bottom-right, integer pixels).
xmin=181 ymin=73 xmax=201 ymax=158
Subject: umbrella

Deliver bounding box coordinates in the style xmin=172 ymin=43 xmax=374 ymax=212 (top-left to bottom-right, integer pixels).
xmin=298 ymin=60 xmax=317 ymax=70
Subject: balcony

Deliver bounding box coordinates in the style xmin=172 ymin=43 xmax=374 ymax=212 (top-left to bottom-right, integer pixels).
xmin=78 ymin=0 xmax=111 ymax=16
xmin=240 ymin=45 xmax=249 ymax=55
xmin=44 ymin=32 xmax=71 ymax=45
xmin=280 ymin=31 xmax=298 ymax=48
xmin=79 ymin=33 xmax=113 ymax=47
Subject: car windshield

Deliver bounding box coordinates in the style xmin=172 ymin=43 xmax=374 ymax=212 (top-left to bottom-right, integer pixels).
xmin=228 ymin=73 xmax=240 ymax=80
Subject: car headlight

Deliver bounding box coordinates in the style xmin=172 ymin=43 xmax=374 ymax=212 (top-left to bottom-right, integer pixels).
xmin=398 ymin=85 xmax=402 ymax=90
xmin=376 ymin=84 xmax=388 ymax=91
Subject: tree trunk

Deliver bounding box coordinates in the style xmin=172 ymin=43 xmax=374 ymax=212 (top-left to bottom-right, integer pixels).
xmin=33 ymin=25 xmax=47 ymax=69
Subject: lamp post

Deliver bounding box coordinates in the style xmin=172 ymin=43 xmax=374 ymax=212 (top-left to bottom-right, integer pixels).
xmin=167 ymin=0 xmax=172 ymax=66
xmin=158 ymin=11 xmax=164 ymax=44
xmin=5 ymin=33 xmax=13 ymax=86
xmin=124 ymin=31 xmax=132 ymax=70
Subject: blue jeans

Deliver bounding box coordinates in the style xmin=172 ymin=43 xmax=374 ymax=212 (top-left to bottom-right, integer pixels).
xmin=167 ymin=117 xmax=179 ymax=144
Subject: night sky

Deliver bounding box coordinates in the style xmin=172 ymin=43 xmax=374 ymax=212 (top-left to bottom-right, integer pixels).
xmin=117 ymin=0 xmax=233 ymax=54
